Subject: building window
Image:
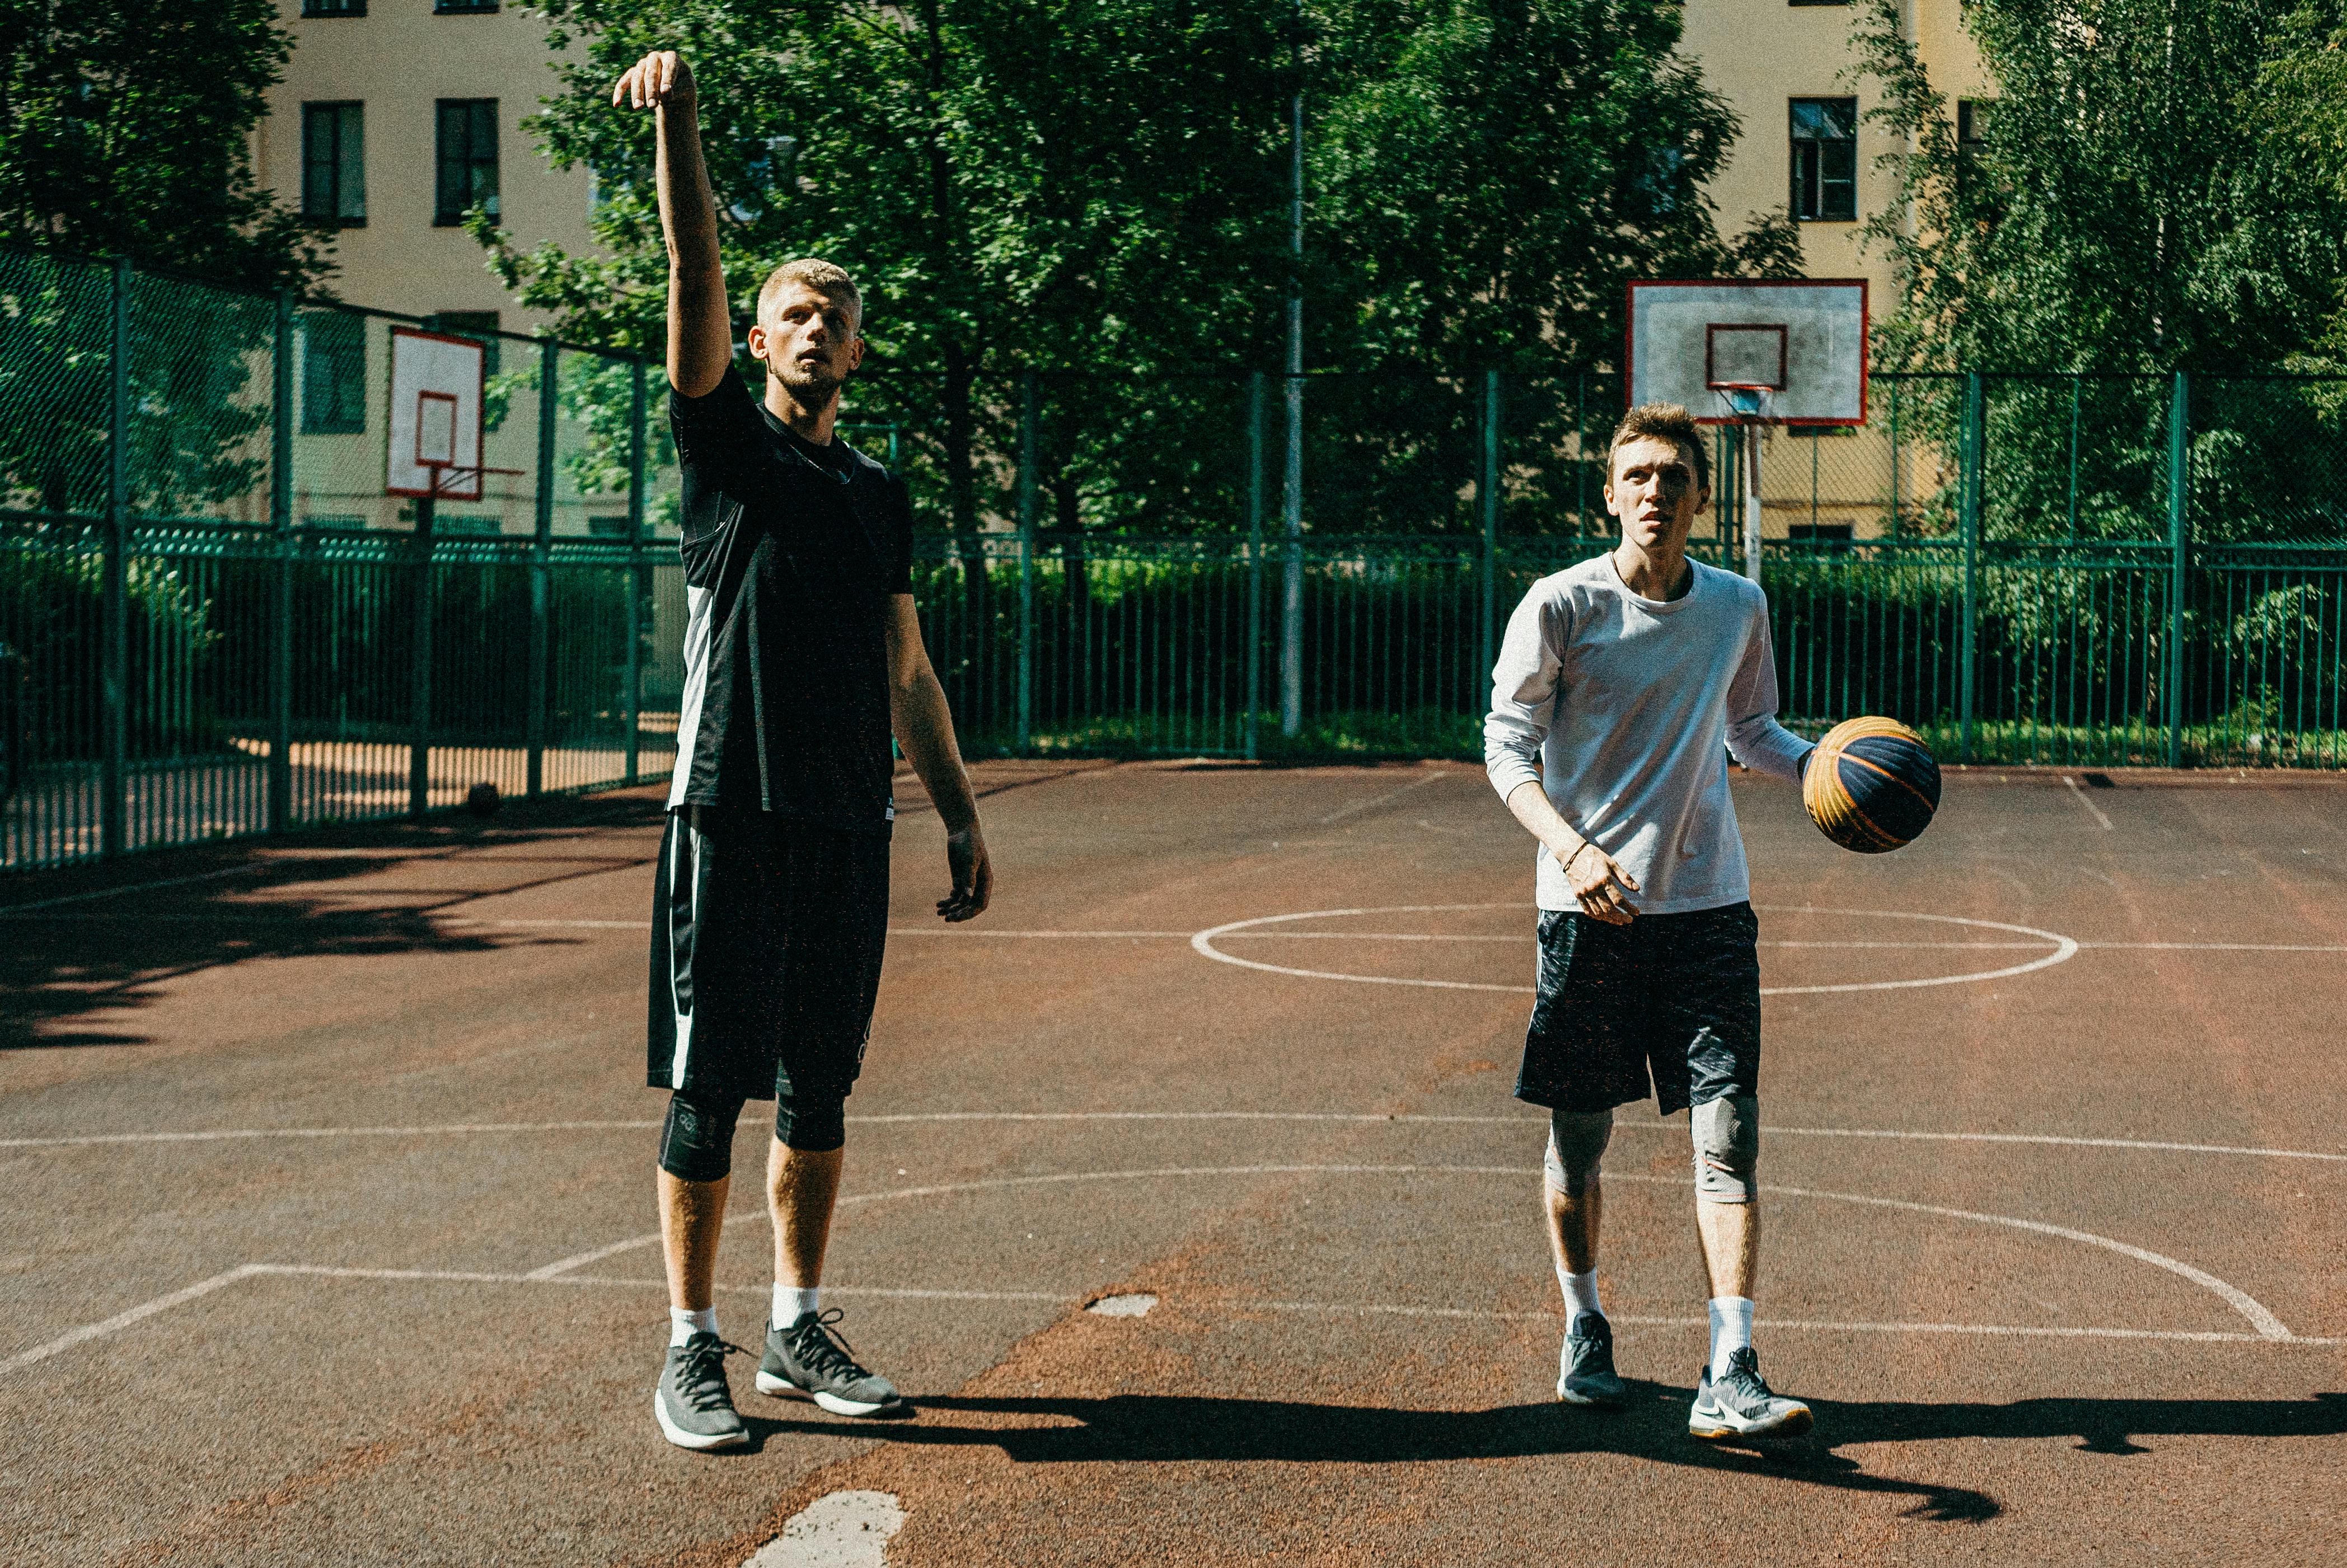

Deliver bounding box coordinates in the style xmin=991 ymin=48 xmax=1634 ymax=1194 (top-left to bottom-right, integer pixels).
xmin=301 ymin=102 xmax=366 ymax=227
xmin=1787 ymin=0 xmax=1850 ymax=6
xmin=300 ymin=311 xmax=368 ymax=435
xmin=1790 ymin=98 xmax=1858 ymax=222
xmin=421 ymin=311 xmax=502 ymax=380
xmin=1957 ymin=99 xmax=1994 ymax=147
xmin=301 ymin=1 xmax=367 ymax=15
xmin=434 ymin=100 xmax=499 ymax=226
xmin=434 ymin=1 xmax=500 ymax=12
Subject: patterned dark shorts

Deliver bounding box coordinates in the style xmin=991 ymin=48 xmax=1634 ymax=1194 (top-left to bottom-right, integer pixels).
xmin=1516 ymin=901 xmax=1762 ymax=1116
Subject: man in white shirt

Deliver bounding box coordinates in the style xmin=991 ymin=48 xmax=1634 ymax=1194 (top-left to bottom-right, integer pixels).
xmin=1483 ymin=402 xmax=1815 ymax=1440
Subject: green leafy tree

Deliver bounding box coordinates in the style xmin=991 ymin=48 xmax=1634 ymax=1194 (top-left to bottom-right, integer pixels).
xmin=489 ymin=0 xmax=1793 ymax=547
xmin=1852 ymin=0 xmax=2347 ymax=542
xmin=0 ymin=1 xmax=330 ymax=523
xmin=0 ymin=0 xmax=326 ymax=288
xmin=1851 ymin=0 xmax=2347 ymax=744
xmin=1306 ymin=0 xmax=1798 ymax=535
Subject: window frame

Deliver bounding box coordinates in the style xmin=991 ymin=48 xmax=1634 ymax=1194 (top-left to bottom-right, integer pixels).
xmin=1789 ymin=97 xmax=1859 ymax=223
xmin=299 ymin=310 xmax=369 ymax=436
xmin=433 ymin=99 xmax=501 ymax=227
xmin=299 ymin=0 xmax=367 ymax=16
xmin=433 ymin=1 xmax=500 ymax=12
xmin=301 ymin=101 xmax=366 ymax=228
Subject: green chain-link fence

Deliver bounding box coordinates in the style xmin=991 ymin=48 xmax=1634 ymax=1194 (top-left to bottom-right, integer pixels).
xmin=4 ymin=243 xmax=2345 ymax=869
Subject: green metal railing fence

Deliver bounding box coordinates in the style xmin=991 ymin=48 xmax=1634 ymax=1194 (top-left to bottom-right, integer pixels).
xmin=4 ymin=244 xmax=2344 ymax=870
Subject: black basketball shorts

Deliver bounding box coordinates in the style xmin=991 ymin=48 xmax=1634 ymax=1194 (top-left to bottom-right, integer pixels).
xmin=1515 ymin=901 xmax=1762 ymax=1117
xmin=646 ymin=805 xmax=890 ymax=1111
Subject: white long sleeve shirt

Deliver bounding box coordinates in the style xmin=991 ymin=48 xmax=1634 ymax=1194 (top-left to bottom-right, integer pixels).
xmin=1484 ymin=553 xmax=1813 ymax=914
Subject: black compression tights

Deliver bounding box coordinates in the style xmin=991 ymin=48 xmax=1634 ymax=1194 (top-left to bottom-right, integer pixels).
xmin=657 ymin=1089 xmax=847 ymax=1182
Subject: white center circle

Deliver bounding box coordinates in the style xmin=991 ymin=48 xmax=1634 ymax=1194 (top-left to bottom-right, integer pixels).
xmin=1189 ymin=904 xmax=2079 ymax=996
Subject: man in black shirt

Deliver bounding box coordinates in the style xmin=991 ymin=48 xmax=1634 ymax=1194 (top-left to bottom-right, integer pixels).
xmin=615 ymin=48 xmax=994 ymax=1451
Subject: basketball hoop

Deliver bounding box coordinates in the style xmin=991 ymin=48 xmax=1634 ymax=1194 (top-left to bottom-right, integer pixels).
xmin=1626 ymin=279 xmax=1869 ymax=584
xmin=1715 ymin=383 xmax=1774 ymax=424
xmin=418 ymin=461 xmax=523 ymax=502
xmin=388 ymin=327 xmax=493 ymax=503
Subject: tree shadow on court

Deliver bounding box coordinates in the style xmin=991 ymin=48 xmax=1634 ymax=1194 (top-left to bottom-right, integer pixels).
xmin=746 ymin=1387 xmax=2347 ymax=1523
xmin=0 ymin=793 xmax=670 ymax=1051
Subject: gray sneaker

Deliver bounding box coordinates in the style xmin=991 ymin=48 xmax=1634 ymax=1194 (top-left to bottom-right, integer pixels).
xmin=755 ymin=1309 xmax=906 ymax=1417
xmin=654 ymin=1331 xmax=749 ymax=1451
xmin=1556 ymin=1312 xmax=1628 ymax=1407
xmin=1689 ymin=1347 xmax=1813 ymax=1439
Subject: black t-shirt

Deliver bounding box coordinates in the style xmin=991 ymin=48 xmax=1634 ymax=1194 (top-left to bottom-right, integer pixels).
xmin=668 ymin=369 xmax=914 ymax=834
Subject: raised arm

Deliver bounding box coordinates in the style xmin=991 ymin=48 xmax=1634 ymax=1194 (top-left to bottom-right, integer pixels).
xmin=612 ymin=51 xmax=731 ymax=397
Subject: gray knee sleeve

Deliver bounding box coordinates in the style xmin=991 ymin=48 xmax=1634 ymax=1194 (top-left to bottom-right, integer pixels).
xmin=1691 ymin=1094 xmax=1759 ymax=1203
xmin=1543 ymin=1109 xmax=1613 ymax=1197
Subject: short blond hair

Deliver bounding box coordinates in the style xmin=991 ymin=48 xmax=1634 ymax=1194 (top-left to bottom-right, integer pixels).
xmin=756 ymin=258 xmax=862 ymax=329
xmin=1609 ymin=402 xmax=1710 ymax=492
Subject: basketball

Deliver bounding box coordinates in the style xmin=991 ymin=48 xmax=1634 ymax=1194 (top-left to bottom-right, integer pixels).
xmin=1801 ymin=717 xmax=1941 ymax=853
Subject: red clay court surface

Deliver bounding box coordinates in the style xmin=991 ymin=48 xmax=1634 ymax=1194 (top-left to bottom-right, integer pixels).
xmin=2 ymin=761 xmax=2344 ymax=1566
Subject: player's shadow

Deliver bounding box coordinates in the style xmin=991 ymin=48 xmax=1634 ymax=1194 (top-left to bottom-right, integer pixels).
xmin=0 ymin=792 xmax=668 ymax=1050
xmin=748 ymin=1387 xmax=2347 ymax=1523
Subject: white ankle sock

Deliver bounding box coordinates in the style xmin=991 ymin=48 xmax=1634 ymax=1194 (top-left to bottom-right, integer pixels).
xmin=774 ymin=1283 xmax=821 ymax=1326
xmin=1707 ymin=1295 xmax=1755 ymax=1378
xmin=1557 ymin=1265 xmax=1603 ymax=1322
xmin=669 ymin=1305 xmax=718 ymax=1347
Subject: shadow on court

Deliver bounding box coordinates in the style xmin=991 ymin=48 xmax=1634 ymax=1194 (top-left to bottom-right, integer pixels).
xmin=742 ymin=1388 xmax=2347 ymax=1523
xmin=0 ymin=792 xmax=670 ymax=1051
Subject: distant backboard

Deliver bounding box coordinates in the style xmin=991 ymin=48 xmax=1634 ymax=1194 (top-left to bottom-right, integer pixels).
xmin=1626 ymin=280 xmax=1868 ymax=426
xmin=387 ymin=327 xmax=486 ymax=500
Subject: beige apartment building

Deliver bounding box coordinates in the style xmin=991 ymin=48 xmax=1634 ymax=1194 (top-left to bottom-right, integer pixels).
xmin=257 ymin=0 xmax=595 ymax=332
xmin=256 ymin=0 xmax=1987 ymax=536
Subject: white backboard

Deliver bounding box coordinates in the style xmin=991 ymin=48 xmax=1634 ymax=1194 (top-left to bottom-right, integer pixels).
xmin=1626 ymin=280 xmax=1868 ymax=426
xmin=387 ymin=327 xmax=486 ymax=499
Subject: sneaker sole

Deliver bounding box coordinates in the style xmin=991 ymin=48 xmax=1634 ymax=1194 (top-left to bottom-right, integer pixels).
xmin=1556 ymin=1382 xmax=1628 ymax=1408
xmin=1688 ymin=1401 xmax=1814 ymax=1440
xmin=755 ymin=1369 xmax=902 ymax=1417
xmin=652 ymin=1391 xmax=749 ymax=1451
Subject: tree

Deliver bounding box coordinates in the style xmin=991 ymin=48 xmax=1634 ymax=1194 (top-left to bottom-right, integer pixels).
xmin=0 ymin=1 xmax=331 ymax=525
xmin=1852 ymin=0 xmax=2347 ymax=543
xmin=1306 ymin=0 xmax=1799 ymax=535
xmin=0 ymin=0 xmax=327 ymax=290
xmin=490 ymin=0 xmax=1791 ymax=545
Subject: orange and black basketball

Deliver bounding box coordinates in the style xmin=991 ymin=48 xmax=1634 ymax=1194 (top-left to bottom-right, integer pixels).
xmin=1802 ymin=717 xmax=1941 ymax=853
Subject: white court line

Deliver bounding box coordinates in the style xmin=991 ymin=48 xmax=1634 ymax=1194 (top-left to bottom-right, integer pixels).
xmin=2079 ymin=942 xmax=2347 ymax=953
xmin=16 ymin=904 xmax=2336 ymax=958
xmin=0 ymin=1120 xmax=657 ymax=1150
xmin=1220 ymin=1302 xmax=2325 ymax=1344
xmin=8 ymin=1112 xmax=2344 ymax=1163
xmin=1190 ymin=905 xmax=2084 ymax=997
xmin=1758 ymin=1182 xmax=2297 ymax=1341
xmin=0 ymin=863 xmax=257 ymax=914
xmin=2064 ymin=775 xmax=2118 ymax=830
xmin=15 ymin=1261 xmax=2332 ymax=1379
xmin=516 ymin=1163 xmax=2298 ymax=1340
xmin=1317 ymin=769 xmax=1449 ymax=826
xmin=0 ymin=1264 xmax=266 ymax=1375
